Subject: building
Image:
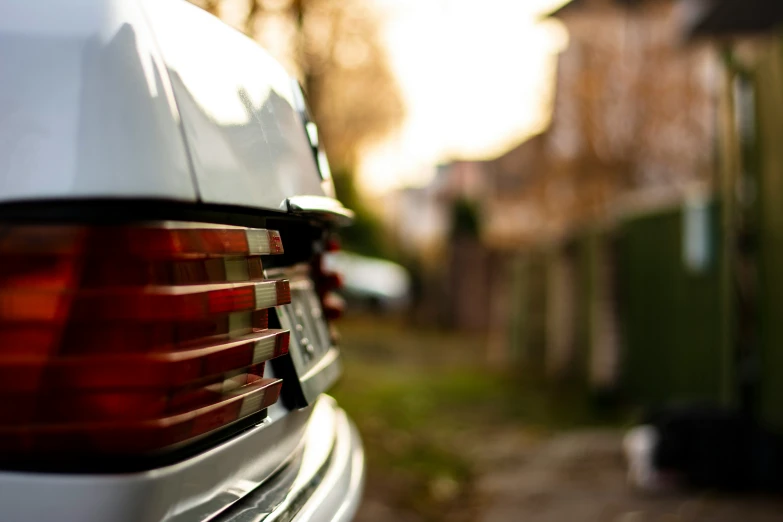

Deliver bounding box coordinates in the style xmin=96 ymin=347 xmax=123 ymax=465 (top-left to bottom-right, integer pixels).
xmin=481 ymin=0 xmax=719 ymax=249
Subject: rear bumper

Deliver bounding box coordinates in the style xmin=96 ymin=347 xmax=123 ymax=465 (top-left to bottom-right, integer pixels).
xmin=218 ymin=397 xmax=365 ymax=522
xmin=0 ymin=396 xmax=364 ymax=522
xmin=293 ymin=405 xmax=365 ymax=522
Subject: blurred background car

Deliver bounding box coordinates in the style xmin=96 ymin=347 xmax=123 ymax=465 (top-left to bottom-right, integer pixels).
xmin=323 ymin=251 xmax=411 ymax=313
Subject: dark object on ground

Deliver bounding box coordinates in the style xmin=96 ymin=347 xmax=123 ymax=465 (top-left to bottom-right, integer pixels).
xmin=645 ymin=405 xmax=783 ymax=492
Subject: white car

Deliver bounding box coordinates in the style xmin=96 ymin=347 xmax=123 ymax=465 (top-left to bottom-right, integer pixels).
xmin=323 ymin=252 xmax=411 ymax=312
xmin=0 ymin=1 xmax=364 ymax=521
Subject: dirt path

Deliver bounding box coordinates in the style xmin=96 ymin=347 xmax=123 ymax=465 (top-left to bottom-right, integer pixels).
xmin=336 ymin=319 xmax=783 ymax=521
xmin=473 ymin=429 xmax=783 ymax=522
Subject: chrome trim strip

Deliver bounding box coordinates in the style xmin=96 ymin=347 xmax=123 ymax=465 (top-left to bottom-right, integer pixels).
xmin=264 ymin=264 xmax=309 ymax=281
xmin=284 ymin=196 xmax=354 ymax=227
xmin=252 ymin=335 xmax=279 ymax=364
xmin=297 ymin=347 xmax=342 ymax=406
xmin=255 ymin=281 xmax=282 ymax=308
xmin=245 ymin=229 xmax=273 ymax=254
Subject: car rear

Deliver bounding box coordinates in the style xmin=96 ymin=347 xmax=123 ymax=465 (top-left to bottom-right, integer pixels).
xmin=0 ymin=1 xmax=363 ymax=520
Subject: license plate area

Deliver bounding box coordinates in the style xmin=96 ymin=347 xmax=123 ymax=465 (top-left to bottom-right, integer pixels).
xmin=267 ymin=266 xmax=341 ymax=407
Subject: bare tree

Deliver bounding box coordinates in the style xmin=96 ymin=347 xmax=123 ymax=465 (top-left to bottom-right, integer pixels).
xmin=187 ymin=0 xmax=404 ymax=171
xmin=188 ymin=0 xmax=220 ymax=16
xmin=547 ymin=0 xmax=715 ymax=223
xmin=300 ymin=0 xmax=404 ymax=169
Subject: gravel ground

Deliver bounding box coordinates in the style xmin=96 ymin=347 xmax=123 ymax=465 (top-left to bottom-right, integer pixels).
xmin=473 ymin=429 xmax=783 ymax=522
xmin=337 ymin=318 xmax=783 ymax=522
xmin=353 ymin=427 xmax=783 ymax=522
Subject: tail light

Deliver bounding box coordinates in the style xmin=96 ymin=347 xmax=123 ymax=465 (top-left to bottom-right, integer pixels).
xmin=0 ymin=223 xmax=291 ymax=463
xmin=314 ymin=234 xmax=344 ymax=322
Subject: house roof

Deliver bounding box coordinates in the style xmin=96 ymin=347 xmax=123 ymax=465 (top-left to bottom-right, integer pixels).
xmin=544 ymin=0 xmax=648 ymax=19
xmin=685 ymin=0 xmax=783 ymax=37
xmin=544 ymin=0 xmax=584 ymax=19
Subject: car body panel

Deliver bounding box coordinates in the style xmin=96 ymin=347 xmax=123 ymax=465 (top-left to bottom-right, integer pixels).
xmin=140 ymin=0 xmax=331 ymax=211
xmin=0 ymin=0 xmax=197 ymax=202
xmin=0 ymin=0 xmax=336 ymax=212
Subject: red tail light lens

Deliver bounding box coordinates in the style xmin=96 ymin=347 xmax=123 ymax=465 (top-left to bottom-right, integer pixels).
xmin=0 ymin=224 xmax=291 ymax=462
xmin=314 ymin=235 xmax=344 ymax=321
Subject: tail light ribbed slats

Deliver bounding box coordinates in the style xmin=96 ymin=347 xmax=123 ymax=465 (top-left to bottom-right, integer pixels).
xmin=0 ymin=310 xmax=270 ymax=356
xmin=0 ymin=225 xmax=284 ymax=257
xmin=0 ymin=224 xmax=291 ymax=462
xmin=0 ymin=280 xmax=290 ymax=322
xmin=0 ymin=256 xmax=267 ymax=288
xmin=0 ymin=379 xmax=283 ymax=454
xmin=0 ymin=363 xmax=270 ymax=424
xmin=0 ymin=330 xmax=290 ymax=392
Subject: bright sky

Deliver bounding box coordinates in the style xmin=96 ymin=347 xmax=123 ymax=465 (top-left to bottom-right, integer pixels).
xmin=359 ymin=0 xmax=569 ymax=194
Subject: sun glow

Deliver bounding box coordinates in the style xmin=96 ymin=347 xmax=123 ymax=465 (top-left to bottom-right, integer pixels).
xmin=359 ymin=0 xmax=569 ymax=194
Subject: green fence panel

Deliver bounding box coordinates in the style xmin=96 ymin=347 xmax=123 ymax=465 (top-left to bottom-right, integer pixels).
xmin=753 ymin=35 xmax=783 ymax=430
xmin=508 ymin=251 xmax=548 ymax=373
xmin=618 ymin=204 xmax=725 ymax=407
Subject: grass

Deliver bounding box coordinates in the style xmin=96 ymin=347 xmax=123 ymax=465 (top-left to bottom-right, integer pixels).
xmin=330 ymin=316 xmax=625 ymax=521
